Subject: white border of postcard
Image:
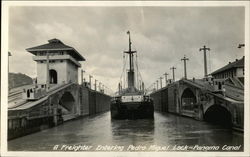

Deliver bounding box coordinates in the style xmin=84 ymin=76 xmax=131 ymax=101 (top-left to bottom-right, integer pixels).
xmin=1 ymin=1 xmax=250 ymax=157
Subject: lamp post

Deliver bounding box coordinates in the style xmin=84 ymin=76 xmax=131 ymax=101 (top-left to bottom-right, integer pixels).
xmin=181 ymin=55 xmax=189 ymax=79
xmin=163 ymin=73 xmax=169 ymax=86
xmin=170 ymin=66 xmax=176 ymax=82
xmin=199 ymin=45 xmax=210 ymax=77
xmin=89 ymin=75 xmax=93 ymax=89
xmin=94 ymin=79 xmax=98 ymax=91
xmin=81 ymin=69 xmax=85 ymax=85
xmin=159 ymin=77 xmax=163 ymax=89
xmin=8 ymin=52 xmax=12 ymax=91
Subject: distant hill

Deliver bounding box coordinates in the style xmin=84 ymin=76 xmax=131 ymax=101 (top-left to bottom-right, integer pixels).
xmin=9 ymin=73 xmax=33 ymax=89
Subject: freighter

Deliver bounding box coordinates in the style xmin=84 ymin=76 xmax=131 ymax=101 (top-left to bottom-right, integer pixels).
xmin=110 ymin=31 xmax=154 ymax=119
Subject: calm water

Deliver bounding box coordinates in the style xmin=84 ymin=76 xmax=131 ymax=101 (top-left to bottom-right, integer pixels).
xmin=8 ymin=112 xmax=243 ymax=151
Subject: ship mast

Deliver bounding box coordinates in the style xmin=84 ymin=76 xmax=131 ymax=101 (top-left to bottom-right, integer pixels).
xmin=124 ymin=31 xmax=137 ymax=88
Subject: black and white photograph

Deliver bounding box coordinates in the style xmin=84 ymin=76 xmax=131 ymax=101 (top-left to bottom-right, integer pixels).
xmin=1 ymin=1 xmax=249 ymax=157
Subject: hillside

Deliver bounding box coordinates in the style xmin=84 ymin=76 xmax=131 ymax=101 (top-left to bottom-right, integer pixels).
xmin=8 ymin=73 xmax=33 ymax=89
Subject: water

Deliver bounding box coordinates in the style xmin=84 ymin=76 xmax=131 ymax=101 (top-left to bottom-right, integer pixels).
xmin=8 ymin=112 xmax=243 ymax=151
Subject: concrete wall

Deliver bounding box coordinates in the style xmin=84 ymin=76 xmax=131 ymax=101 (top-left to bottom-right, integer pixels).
xmin=66 ymin=60 xmax=78 ymax=83
xmin=79 ymin=85 xmax=111 ymax=116
xmin=151 ymin=91 xmax=162 ymax=112
xmin=150 ymin=88 xmax=168 ymax=112
xmin=150 ymin=81 xmax=244 ymax=130
xmin=95 ymin=92 xmax=111 ymax=113
xmin=8 ymin=84 xmax=111 ymax=140
xmin=88 ymin=90 xmax=96 ymax=115
xmin=167 ymin=83 xmax=178 ymax=113
xmin=150 ymin=84 xmax=178 ymax=113
xmin=80 ymin=86 xmax=90 ymax=116
xmin=36 ymin=60 xmax=78 ymax=85
xmin=161 ymin=89 xmax=168 ymax=112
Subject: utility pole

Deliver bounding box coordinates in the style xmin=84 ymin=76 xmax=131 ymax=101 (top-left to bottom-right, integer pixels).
xmin=81 ymin=69 xmax=85 ymax=85
xmin=46 ymin=51 xmax=50 ymax=91
xmin=199 ymin=45 xmax=210 ymax=77
xmin=118 ymin=83 xmax=121 ymax=94
xmin=170 ymin=66 xmax=176 ymax=82
xmin=159 ymin=77 xmax=163 ymax=88
xmin=181 ymin=55 xmax=189 ymax=79
xmin=94 ymin=79 xmax=98 ymax=91
xmin=156 ymin=80 xmax=159 ymax=90
xmin=163 ymin=73 xmax=169 ymax=86
xmin=99 ymin=82 xmax=102 ymax=92
xmin=142 ymin=82 xmax=144 ymax=93
xmin=89 ymin=75 xmax=93 ymax=89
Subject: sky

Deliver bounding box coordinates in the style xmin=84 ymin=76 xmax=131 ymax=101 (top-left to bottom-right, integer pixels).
xmin=8 ymin=6 xmax=245 ymax=92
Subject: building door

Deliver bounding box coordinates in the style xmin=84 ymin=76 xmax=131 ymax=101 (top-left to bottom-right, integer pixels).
xmin=27 ymin=89 xmax=30 ymax=98
xmin=218 ymin=82 xmax=222 ymax=90
xmin=49 ymin=69 xmax=58 ymax=84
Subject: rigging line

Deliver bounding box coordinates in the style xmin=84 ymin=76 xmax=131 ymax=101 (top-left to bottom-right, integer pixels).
xmin=119 ymin=53 xmax=127 ymax=84
xmin=136 ymin=53 xmax=144 ymax=89
xmin=136 ymin=53 xmax=139 ymax=88
xmin=133 ymin=47 xmax=139 ymax=88
xmin=122 ymin=54 xmax=125 ymax=88
xmin=124 ymin=54 xmax=127 ymax=88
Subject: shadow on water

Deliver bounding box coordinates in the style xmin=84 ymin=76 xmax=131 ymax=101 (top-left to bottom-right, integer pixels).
xmin=110 ymin=118 xmax=155 ymax=146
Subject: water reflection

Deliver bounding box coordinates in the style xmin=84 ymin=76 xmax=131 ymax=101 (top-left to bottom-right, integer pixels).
xmin=8 ymin=112 xmax=243 ymax=151
xmin=111 ymin=118 xmax=155 ymax=146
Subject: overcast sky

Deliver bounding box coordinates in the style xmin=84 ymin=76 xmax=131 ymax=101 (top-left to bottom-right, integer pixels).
xmin=8 ymin=6 xmax=245 ymax=91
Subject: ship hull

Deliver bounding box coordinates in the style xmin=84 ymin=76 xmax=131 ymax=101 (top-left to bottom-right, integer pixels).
xmin=111 ymin=101 xmax=154 ymax=119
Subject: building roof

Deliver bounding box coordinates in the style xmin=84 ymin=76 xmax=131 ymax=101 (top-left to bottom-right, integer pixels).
xmin=26 ymin=39 xmax=85 ymax=61
xmin=210 ymin=56 xmax=244 ymax=75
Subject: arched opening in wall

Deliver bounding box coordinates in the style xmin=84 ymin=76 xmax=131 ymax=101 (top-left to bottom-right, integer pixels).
xmin=59 ymin=92 xmax=75 ymax=115
xmin=204 ymin=105 xmax=232 ymax=127
xmin=49 ymin=69 xmax=57 ymax=84
xmin=27 ymin=89 xmax=30 ymax=98
xmin=181 ymin=88 xmax=196 ymax=111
